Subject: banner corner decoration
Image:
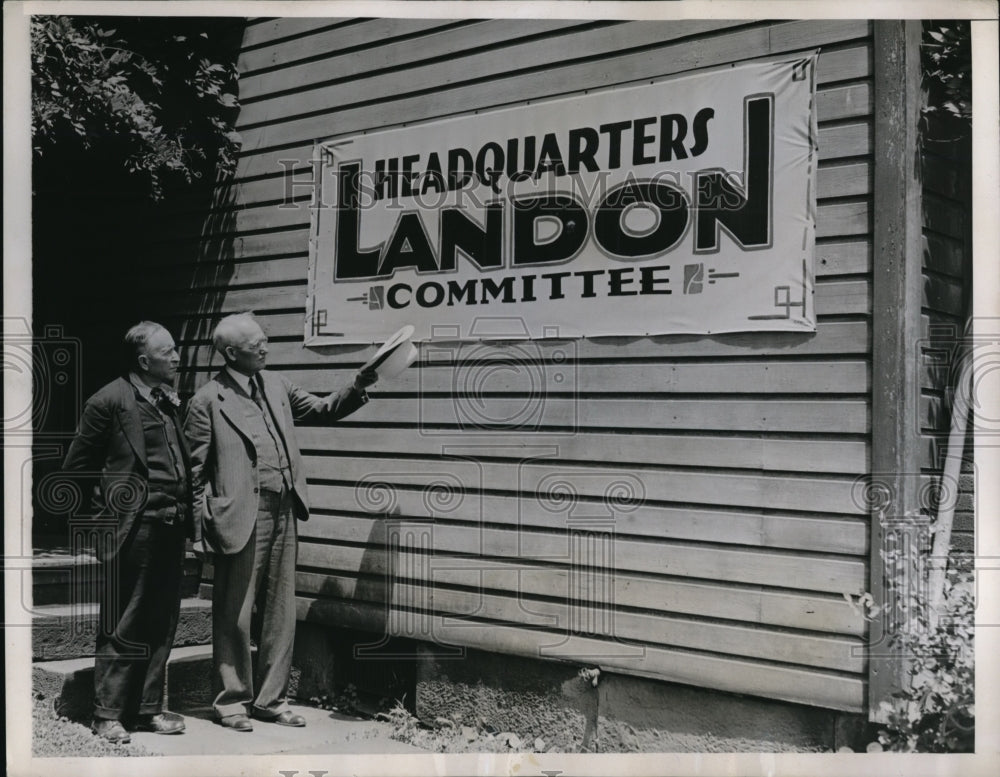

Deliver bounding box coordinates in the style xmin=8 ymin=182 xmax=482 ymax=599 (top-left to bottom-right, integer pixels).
xmin=305 ymin=56 xmax=819 ymax=346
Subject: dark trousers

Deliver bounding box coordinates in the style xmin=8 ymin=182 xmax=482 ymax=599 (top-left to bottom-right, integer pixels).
xmin=211 ymin=489 xmax=297 ymax=719
xmin=94 ymin=516 xmax=186 ymax=721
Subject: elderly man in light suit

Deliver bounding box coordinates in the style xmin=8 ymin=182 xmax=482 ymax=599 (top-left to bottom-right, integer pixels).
xmin=184 ymin=312 xmax=375 ymax=731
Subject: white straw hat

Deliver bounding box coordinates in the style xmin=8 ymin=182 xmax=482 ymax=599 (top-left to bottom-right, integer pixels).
xmin=362 ymin=325 xmax=417 ymax=379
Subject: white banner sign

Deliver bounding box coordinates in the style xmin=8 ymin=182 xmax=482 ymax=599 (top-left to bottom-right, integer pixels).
xmin=306 ymin=57 xmax=818 ymax=344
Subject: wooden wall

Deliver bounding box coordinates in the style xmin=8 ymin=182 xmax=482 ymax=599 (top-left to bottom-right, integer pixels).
xmin=919 ymin=125 xmax=974 ymax=553
xmin=144 ymin=18 xmax=880 ymax=713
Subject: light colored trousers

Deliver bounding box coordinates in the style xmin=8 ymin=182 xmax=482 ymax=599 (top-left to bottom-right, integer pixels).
xmin=211 ymin=488 xmax=297 ymax=719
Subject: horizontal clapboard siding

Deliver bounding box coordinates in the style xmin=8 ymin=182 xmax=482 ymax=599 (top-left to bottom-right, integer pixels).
xmin=302 ymin=476 xmax=869 ymax=552
xmin=303 ymin=456 xmax=866 ymax=516
xmin=158 ymin=18 xmax=876 ymax=713
xmin=297 ymin=428 xmax=869 ymax=476
xmin=297 ymin=509 xmax=865 ymax=591
xmin=918 ymin=119 xmax=971 ymax=556
xmin=195 ymin=358 xmax=870 ymax=394
xmin=291 ymin=553 xmax=865 ymax=673
xmin=295 ymin=594 xmax=865 ymax=711
xmin=292 ymin=550 xmax=866 ymax=635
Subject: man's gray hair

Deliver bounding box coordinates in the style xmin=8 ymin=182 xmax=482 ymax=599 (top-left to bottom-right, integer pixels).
xmin=124 ymin=321 xmax=167 ymax=371
xmin=212 ymin=312 xmax=258 ymax=354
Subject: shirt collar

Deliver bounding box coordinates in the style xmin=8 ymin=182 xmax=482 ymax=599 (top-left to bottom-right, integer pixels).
xmin=128 ymin=372 xmax=163 ymax=403
xmin=225 ymin=365 xmax=254 ymax=395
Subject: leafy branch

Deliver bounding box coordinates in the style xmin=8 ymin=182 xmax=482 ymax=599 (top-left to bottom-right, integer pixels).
xmin=877 ymin=566 xmax=975 ymax=752
xmin=31 ymin=15 xmax=241 ymax=200
xmin=921 ymin=21 xmax=971 ymax=139
xmin=845 ymin=512 xmax=975 ymax=753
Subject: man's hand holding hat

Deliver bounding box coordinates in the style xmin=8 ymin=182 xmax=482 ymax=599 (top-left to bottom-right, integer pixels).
xmin=354 ymin=368 xmax=378 ymax=392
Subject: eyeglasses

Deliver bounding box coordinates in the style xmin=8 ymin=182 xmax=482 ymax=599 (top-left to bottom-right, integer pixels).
xmin=236 ymin=337 xmax=268 ymax=353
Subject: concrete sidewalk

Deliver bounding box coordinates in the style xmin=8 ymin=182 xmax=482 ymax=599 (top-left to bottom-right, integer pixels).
xmin=129 ymin=702 xmax=426 ymax=755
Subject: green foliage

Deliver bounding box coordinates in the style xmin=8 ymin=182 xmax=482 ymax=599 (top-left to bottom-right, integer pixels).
xmin=845 ymin=510 xmax=975 ymax=753
xmin=877 ymin=567 xmax=975 ymax=752
xmin=375 ymin=697 xmax=430 ymax=743
xmin=31 ymin=15 xmax=241 ymax=200
xmin=922 ymin=21 xmax=971 ymax=134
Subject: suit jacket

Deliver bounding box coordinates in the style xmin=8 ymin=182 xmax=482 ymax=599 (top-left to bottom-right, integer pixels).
xmin=183 ymin=369 xmax=367 ymax=555
xmin=62 ymin=376 xmax=197 ymax=561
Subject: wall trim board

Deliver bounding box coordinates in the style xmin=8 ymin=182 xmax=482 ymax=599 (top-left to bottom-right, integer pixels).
xmin=868 ymin=19 xmax=924 ymax=724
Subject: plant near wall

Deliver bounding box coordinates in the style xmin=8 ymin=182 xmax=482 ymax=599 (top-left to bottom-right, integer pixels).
xmin=876 ymin=565 xmax=974 ymax=752
xmin=31 ymin=15 xmax=241 ymax=200
xmin=921 ymin=20 xmax=971 ymax=138
xmin=847 ymin=511 xmax=975 ymax=753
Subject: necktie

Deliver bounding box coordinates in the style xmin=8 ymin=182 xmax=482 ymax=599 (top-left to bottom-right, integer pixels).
xmin=249 ymin=377 xmax=264 ymax=408
xmin=150 ymin=386 xmax=173 ymax=415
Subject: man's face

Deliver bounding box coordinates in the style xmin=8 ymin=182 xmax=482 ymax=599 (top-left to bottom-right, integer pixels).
xmin=226 ymin=320 xmax=268 ymax=376
xmin=138 ymin=328 xmax=179 ymax=385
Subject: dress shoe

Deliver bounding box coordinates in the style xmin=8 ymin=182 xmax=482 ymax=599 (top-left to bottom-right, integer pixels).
xmin=252 ymin=709 xmax=306 ymax=727
xmin=92 ymin=719 xmax=131 ymax=744
xmin=133 ymin=711 xmax=186 ymax=734
xmin=218 ymin=713 xmax=253 ymax=732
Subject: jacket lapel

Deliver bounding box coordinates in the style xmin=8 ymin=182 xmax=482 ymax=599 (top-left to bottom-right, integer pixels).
xmin=215 ymin=370 xmax=258 ymax=445
xmin=115 ymin=377 xmax=147 ymax=468
xmin=258 ymin=371 xmax=293 ymax=450
xmin=170 ymin=411 xmax=192 ymax=466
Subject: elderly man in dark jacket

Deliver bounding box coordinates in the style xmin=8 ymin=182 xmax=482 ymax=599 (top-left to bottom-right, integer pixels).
xmin=63 ymin=321 xmax=197 ymax=743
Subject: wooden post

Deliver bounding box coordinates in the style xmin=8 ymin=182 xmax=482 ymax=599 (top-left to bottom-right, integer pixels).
xmin=869 ymin=19 xmax=924 ymax=724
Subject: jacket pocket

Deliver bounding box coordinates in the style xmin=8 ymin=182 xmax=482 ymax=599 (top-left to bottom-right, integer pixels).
xmin=204 ymin=494 xmax=235 ymax=525
xmin=202 ymin=494 xmax=235 ymax=551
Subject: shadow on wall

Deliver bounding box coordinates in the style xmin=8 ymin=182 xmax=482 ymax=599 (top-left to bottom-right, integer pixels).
xmin=302 ymin=507 xmax=396 ymax=639
xmin=174 ymin=181 xmax=239 ymax=399
xmin=297 ymin=509 xmax=425 ymax=708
